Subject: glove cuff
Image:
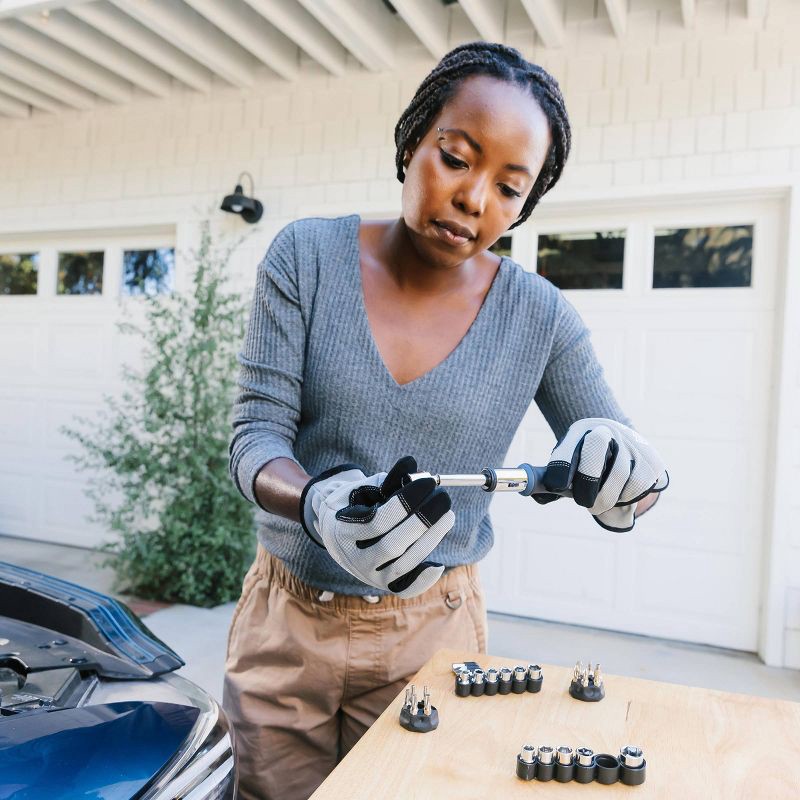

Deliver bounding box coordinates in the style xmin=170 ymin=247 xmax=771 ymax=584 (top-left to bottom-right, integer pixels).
xmin=299 ymin=463 xmax=365 ymax=546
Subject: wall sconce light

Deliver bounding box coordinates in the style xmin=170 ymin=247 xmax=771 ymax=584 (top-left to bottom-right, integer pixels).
xmin=220 ymin=171 xmax=263 ymax=223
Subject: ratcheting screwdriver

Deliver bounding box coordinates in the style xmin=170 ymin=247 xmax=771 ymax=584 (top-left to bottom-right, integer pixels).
xmin=407 ymin=465 xmax=572 ymax=497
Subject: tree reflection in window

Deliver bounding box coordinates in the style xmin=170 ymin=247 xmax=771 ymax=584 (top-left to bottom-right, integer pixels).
xmin=536 ymin=230 xmax=625 ymax=290
xmin=57 ymin=251 xmax=104 ymax=295
xmin=489 ymin=235 xmax=513 ymax=259
xmin=653 ymin=225 xmax=752 ymax=288
xmin=0 ymin=252 xmax=38 ymax=295
xmin=122 ymin=248 xmax=175 ymax=296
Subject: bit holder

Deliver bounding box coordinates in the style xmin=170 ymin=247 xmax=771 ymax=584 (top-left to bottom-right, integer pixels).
xmin=568 ymin=660 xmax=605 ymax=702
xmin=451 ymin=662 xmax=544 ymax=697
xmin=514 ymin=744 xmax=646 ymax=787
xmin=399 ymin=685 xmax=439 ymax=733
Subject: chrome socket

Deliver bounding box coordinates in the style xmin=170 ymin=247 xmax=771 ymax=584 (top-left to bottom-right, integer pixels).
xmin=512 ymin=665 xmax=527 ymax=693
xmin=516 ymin=745 xmax=537 ymax=781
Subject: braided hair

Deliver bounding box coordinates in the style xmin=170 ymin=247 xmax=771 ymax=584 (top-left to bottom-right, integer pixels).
xmin=394 ymin=42 xmax=571 ymax=230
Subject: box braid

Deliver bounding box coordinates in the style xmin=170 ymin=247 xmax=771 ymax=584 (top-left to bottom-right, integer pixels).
xmin=394 ymin=42 xmax=571 ymax=230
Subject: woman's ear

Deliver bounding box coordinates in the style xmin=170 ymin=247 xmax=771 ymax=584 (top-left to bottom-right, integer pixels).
xmin=403 ymin=148 xmax=413 ymax=168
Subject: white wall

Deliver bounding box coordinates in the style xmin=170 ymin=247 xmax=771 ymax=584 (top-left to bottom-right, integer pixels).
xmin=1 ymin=0 xmax=799 ymax=663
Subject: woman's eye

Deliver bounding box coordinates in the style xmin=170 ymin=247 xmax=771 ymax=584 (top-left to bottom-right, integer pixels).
xmin=500 ymin=185 xmax=523 ymax=198
xmin=440 ymin=149 xmax=467 ymax=169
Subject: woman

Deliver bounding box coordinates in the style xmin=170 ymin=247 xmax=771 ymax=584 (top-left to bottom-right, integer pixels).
xmin=223 ymin=41 xmax=667 ymax=800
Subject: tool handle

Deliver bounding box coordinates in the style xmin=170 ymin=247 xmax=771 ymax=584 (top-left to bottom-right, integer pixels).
xmin=409 ymin=464 xmax=571 ymax=497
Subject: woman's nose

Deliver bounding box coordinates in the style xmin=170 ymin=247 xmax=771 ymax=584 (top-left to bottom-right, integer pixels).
xmin=453 ymin=176 xmax=488 ymax=217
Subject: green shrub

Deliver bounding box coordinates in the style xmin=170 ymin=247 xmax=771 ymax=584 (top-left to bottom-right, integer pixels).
xmin=62 ymin=221 xmax=256 ymax=606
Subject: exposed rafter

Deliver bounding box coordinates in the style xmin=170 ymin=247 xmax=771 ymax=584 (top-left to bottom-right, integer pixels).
xmin=72 ymin=2 xmax=212 ymax=94
xmin=519 ymin=0 xmax=564 ymax=49
xmin=183 ymin=0 xmax=299 ymax=81
xmin=390 ymin=0 xmax=448 ymax=60
xmin=0 ymin=0 xmax=77 ymax=18
xmin=746 ymin=0 xmax=768 ymax=21
xmin=242 ymin=0 xmax=347 ymax=77
xmin=22 ymin=9 xmax=172 ymax=98
xmin=0 ymin=43 xmax=95 ymax=109
xmin=110 ymin=0 xmax=256 ymax=88
xmin=681 ymin=0 xmax=696 ymax=28
xmin=296 ymin=0 xmax=397 ymax=72
xmin=458 ymin=0 xmax=504 ymax=43
xmin=0 ymin=87 xmax=30 ymax=117
xmin=0 ymin=71 xmax=63 ymax=111
xmin=603 ymin=0 xmax=626 ymax=39
xmin=0 ymin=18 xmax=132 ymax=102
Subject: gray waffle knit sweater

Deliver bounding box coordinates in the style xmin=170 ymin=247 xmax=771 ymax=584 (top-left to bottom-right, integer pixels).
xmin=229 ymin=213 xmax=629 ymax=595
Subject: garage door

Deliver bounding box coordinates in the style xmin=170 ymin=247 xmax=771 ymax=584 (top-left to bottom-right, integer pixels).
xmin=481 ymin=195 xmax=782 ymax=651
xmin=0 ymin=227 xmax=175 ymax=549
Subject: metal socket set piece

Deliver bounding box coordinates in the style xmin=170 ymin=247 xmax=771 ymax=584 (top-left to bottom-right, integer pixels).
xmin=452 ymin=662 xmax=543 ymax=697
xmin=568 ymin=660 xmax=605 ymax=702
xmin=398 ymin=684 xmax=439 ymax=733
xmin=515 ymin=744 xmax=646 ymax=786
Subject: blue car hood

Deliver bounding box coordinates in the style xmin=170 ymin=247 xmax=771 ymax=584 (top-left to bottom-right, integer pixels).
xmin=0 ymin=700 xmax=199 ymax=800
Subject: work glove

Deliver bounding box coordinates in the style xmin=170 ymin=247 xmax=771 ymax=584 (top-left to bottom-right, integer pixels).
xmin=533 ymin=418 xmax=669 ymax=532
xmin=299 ymin=456 xmax=455 ymax=598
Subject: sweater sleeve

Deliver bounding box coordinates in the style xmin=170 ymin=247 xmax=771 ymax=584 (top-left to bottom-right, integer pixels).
xmin=229 ymin=222 xmax=305 ymax=505
xmin=534 ymin=290 xmax=631 ymax=442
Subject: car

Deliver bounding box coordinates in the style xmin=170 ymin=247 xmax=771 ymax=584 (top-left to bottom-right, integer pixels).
xmin=0 ymin=560 xmax=237 ymax=799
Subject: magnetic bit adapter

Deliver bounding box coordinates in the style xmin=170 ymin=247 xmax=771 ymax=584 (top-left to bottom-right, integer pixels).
xmin=569 ymin=660 xmax=605 ymax=702
xmin=398 ymin=684 xmax=439 ymax=733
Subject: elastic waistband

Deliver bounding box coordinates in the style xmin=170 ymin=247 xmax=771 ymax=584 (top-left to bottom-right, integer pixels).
xmin=254 ymin=544 xmax=480 ymax=612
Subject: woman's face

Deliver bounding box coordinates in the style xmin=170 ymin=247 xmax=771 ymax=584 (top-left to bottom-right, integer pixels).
xmin=401 ymin=74 xmax=553 ymax=268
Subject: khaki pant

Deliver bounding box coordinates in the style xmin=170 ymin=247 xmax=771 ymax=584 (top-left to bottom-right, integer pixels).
xmin=222 ymin=545 xmax=488 ymax=800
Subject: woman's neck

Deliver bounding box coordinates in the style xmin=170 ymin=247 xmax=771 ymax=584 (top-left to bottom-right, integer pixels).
xmin=374 ymin=217 xmax=477 ymax=295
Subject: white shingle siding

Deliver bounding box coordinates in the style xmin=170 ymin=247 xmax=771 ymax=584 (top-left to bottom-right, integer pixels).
xmin=1 ymin=0 xmax=800 ymax=665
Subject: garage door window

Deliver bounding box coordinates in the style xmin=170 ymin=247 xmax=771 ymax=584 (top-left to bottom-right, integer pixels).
xmin=652 ymin=225 xmax=753 ymax=288
xmin=57 ymin=251 xmax=104 ymax=295
xmin=536 ymin=230 xmax=625 ymax=290
xmin=122 ymin=248 xmax=175 ymax=296
xmin=0 ymin=252 xmax=38 ymax=295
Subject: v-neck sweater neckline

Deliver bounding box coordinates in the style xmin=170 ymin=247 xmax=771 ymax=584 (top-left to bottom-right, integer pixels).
xmin=348 ymin=213 xmax=509 ymax=390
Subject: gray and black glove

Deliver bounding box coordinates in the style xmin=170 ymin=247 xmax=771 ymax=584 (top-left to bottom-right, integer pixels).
xmin=534 ymin=418 xmax=669 ymax=532
xmin=299 ymin=456 xmax=455 ymax=598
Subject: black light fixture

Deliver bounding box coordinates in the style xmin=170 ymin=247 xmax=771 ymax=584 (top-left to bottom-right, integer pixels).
xmin=220 ymin=171 xmax=263 ymax=223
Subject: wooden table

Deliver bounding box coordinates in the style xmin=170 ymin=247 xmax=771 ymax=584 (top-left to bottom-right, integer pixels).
xmin=311 ymin=648 xmax=800 ymax=799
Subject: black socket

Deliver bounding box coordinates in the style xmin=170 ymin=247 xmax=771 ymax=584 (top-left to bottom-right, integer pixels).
xmin=470 ymin=679 xmax=485 ymax=697
xmin=594 ymin=753 xmax=620 ymax=785
xmin=526 ymin=676 xmax=543 ymax=693
xmin=535 ymin=761 xmax=555 ymax=782
xmin=554 ymin=762 xmax=575 ymax=783
xmin=516 ymin=756 xmax=536 ymax=781
xmin=574 ymin=762 xmax=596 ymax=784
xmin=619 ymin=759 xmax=647 ymax=786
xmin=511 ymin=677 xmax=527 ymax=693
xmin=454 ymin=676 xmax=471 ymax=697
xmin=498 ymin=674 xmax=512 ymax=695
xmin=484 ymin=679 xmax=499 ymax=696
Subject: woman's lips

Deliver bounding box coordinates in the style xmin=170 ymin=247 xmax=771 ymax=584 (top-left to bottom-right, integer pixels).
xmin=432 ymin=221 xmax=472 ymax=246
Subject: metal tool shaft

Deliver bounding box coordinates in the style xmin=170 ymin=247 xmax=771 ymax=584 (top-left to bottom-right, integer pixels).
xmin=409 ymin=465 xmax=565 ymax=496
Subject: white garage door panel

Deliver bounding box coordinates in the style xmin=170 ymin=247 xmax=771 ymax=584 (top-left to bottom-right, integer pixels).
xmin=0 ymin=397 xmax=37 ymax=446
xmin=41 ymin=475 xmax=106 ymax=549
xmin=0 ymin=471 xmax=33 ymax=528
xmin=0 ymin=324 xmax=40 ymax=374
xmin=651 ymin=498 xmax=752 ymax=555
xmin=48 ymin=322 xmax=110 ymax=379
xmin=517 ymin=529 xmax=617 ymax=601
xmin=483 ymin=198 xmax=780 ymax=651
xmin=44 ymin=398 xmax=105 ymax=453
